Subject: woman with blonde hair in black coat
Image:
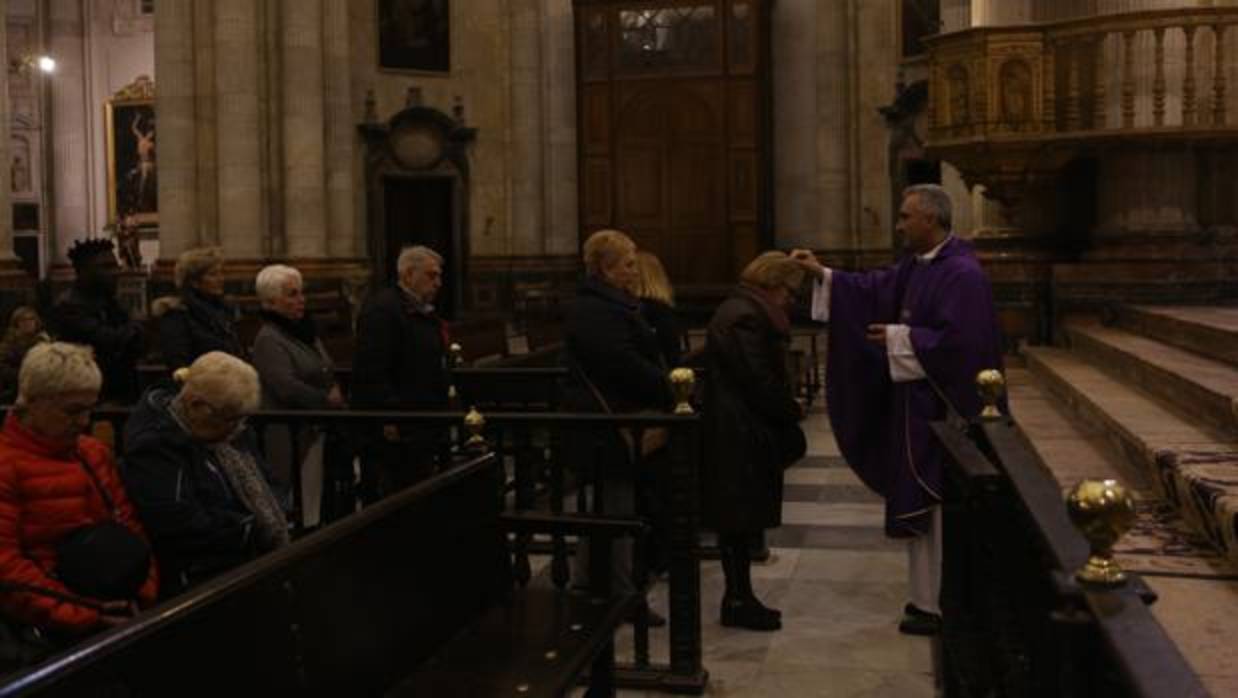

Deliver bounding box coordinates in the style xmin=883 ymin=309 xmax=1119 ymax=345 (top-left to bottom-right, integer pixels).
xmin=703 ymin=251 xmax=807 ymax=631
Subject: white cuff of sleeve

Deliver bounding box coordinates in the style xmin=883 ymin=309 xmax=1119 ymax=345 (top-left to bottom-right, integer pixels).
xmin=886 ymin=324 xmax=927 ymax=383
xmin=809 ymin=268 xmax=833 ymax=322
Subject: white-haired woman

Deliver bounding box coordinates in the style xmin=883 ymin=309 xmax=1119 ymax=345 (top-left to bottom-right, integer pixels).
xmin=122 ymin=352 xmax=287 ymax=596
xmin=154 ymin=247 xmax=245 ymax=371
xmin=250 ymin=264 xmax=344 ymax=528
xmin=0 ymin=343 xmax=158 ymax=644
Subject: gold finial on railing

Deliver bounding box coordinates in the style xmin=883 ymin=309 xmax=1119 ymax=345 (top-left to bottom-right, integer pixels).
xmin=976 ymin=369 xmax=1005 ymax=420
xmin=669 ymin=368 xmax=696 ymax=416
xmin=463 ymin=406 xmax=488 ymax=452
xmin=449 ymin=343 xmax=464 ymax=368
xmin=1066 ymin=479 xmax=1136 ymax=587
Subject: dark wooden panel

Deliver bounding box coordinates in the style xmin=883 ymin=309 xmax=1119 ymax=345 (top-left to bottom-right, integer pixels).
xmin=727 ymin=79 xmax=756 ymax=145
xmin=728 ymin=150 xmax=757 ymax=221
xmin=730 ymin=222 xmax=758 ymax=274
xmin=671 ymin=230 xmax=730 ymax=283
xmin=670 ymin=142 xmax=723 ymax=228
xmin=583 ymin=84 xmax=612 ymax=155
xmin=617 ymin=145 xmax=665 ymax=223
xmin=580 ymin=8 xmax=610 ymax=82
xmin=583 ymin=158 xmax=613 ymax=225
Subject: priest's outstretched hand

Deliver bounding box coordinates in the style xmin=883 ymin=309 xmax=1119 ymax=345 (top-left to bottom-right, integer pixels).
xmin=789 ymin=249 xmax=828 ymax=280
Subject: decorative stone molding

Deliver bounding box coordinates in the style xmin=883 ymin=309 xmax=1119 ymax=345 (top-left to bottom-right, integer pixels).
xmin=112 ymin=74 xmax=155 ymax=101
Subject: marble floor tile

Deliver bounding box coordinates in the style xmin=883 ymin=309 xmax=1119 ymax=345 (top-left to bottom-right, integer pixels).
xmin=781 ymin=502 xmax=885 ymax=527
xmin=793 ymin=549 xmax=907 ymax=584
xmin=785 ymin=468 xmax=863 ymax=486
xmin=748 ymin=666 xmax=935 ymax=698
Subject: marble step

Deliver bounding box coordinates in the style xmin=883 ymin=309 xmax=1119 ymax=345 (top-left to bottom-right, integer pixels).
xmin=1024 ymin=346 xmax=1238 ymax=566
xmin=1008 ymin=367 xmax=1238 ymax=696
xmin=1116 ymin=304 xmax=1238 ymax=368
xmin=1063 ymin=319 xmax=1238 ymax=436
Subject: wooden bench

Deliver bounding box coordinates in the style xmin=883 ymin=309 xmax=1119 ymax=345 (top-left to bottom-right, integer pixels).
xmin=0 ymin=453 xmax=643 ymax=698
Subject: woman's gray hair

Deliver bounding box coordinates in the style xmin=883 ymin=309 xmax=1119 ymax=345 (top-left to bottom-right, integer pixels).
xmin=174 ymin=247 xmax=224 ymax=289
xmin=903 ymin=184 xmax=953 ymax=231
xmin=397 ymin=246 xmax=443 ymax=277
xmin=178 ymin=352 xmax=260 ymax=414
xmin=17 ymin=342 xmax=102 ymax=405
xmin=254 ymin=264 xmax=303 ymax=306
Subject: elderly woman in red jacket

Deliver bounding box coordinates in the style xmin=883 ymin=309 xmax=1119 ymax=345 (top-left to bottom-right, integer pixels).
xmin=0 ymin=342 xmax=158 ymax=641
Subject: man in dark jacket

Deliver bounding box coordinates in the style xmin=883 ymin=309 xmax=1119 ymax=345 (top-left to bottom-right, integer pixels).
xmin=351 ymin=245 xmax=450 ymax=502
xmin=51 ymin=239 xmax=145 ymax=404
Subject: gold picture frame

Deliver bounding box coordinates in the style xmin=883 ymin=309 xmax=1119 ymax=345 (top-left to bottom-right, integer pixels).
xmin=105 ymin=75 xmax=157 ymax=228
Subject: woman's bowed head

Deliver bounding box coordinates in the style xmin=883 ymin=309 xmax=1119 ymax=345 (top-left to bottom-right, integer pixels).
xmin=172 ymin=352 xmax=260 ymax=444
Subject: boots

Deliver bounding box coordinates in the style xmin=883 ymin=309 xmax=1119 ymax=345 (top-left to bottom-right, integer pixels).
xmin=719 ymin=536 xmax=781 ymax=631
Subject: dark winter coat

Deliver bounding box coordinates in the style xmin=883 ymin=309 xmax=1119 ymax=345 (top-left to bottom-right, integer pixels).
xmin=121 ymin=388 xmax=271 ymax=596
xmin=561 ymin=277 xmax=673 ymax=477
xmin=51 ymin=287 xmax=144 ymax=404
xmin=702 ymin=287 xmax=806 ymax=533
xmin=350 ymin=286 xmax=449 ymax=412
xmin=640 ymin=299 xmax=684 ymax=369
xmin=155 ymin=288 xmax=245 ymax=371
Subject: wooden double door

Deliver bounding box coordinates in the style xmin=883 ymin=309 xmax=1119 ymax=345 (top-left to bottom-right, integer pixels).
xmin=576 ymin=0 xmax=772 ymax=286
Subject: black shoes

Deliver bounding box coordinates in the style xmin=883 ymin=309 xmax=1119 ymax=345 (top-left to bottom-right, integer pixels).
xmin=898 ymin=603 xmax=941 ymax=636
xmin=720 ymin=595 xmax=782 ymax=631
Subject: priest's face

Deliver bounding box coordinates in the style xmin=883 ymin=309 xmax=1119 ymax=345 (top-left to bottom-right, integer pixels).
xmin=897 ymin=193 xmax=940 ymax=254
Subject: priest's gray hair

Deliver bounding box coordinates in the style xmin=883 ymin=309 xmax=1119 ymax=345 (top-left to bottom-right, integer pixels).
xmin=255 ymin=264 xmax=302 ymax=307
xmin=16 ymin=342 xmax=102 ymax=406
xmin=397 ymin=246 xmax=443 ymax=277
xmin=903 ymin=184 xmax=953 ymax=231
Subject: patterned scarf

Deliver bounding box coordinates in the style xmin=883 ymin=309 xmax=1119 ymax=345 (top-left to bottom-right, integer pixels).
xmin=170 ymin=398 xmax=290 ymax=552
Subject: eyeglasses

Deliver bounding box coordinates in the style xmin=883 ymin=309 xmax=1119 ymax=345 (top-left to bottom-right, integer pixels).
xmin=194 ymin=400 xmax=249 ymax=429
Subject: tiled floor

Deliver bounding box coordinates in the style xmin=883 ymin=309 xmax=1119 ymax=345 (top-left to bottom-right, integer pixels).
xmin=576 ymin=405 xmax=937 ymax=697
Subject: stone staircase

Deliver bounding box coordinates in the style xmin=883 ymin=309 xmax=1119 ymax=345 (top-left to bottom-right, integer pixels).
xmin=1014 ymin=305 xmax=1238 ymax=693
xmin=1024 ymin=305 xmax=1238 ymax=565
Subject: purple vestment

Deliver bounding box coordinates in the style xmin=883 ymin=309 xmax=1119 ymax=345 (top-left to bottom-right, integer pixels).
xmin=826 ymin=237 xmax=1004 ymax=537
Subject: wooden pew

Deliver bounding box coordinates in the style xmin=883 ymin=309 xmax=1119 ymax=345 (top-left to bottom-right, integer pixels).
xmin=935 ymin=417 xmax=1209 ymax=697
xmin=0 ymin=452 xmax=643 ymax=698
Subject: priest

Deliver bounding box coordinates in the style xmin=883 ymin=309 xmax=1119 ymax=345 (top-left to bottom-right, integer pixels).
xmin=792 ymin=183 xmax=1004 ymax=636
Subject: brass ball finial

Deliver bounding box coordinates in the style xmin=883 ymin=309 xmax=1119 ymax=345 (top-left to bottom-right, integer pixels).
xmin=976 ymin=369 xmax=1006 ymax=419
xmin=1066 ymin=479 xmax=1136 ymax=587
xmin=449 ymin=343 xmax=464 ymax=368
xmin=669 ymin=368 xmax=696 ymax=415
xmin=463 ymin=406 xmax=488 ymax=452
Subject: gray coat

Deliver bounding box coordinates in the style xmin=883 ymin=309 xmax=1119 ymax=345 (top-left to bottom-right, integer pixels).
xmin=250 ymin=320 xmax=338 ymax=504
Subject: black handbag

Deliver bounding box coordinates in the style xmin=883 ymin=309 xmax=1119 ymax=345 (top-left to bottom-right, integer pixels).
xmin=54 ymin=457 xmax=150 ymax=601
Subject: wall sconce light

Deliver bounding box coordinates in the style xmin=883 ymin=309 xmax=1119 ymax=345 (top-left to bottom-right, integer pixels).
xmin=10 ymin=54 xmax=56 ymax=75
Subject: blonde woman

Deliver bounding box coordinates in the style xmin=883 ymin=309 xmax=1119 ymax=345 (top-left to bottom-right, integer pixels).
xmin=155 ymin=247 xmax=244 ymax=372
xmin=633 ymin=251 xmax=683 ymax=368
xmin=0 ymin=307 xmax=49 ymax=403
xmin=702 ymin=251 xmax=807 ymax=631
xmin=0 ymin=343 xmax=158 ymax=640
xmin=122 ymin=352 xmax=286 ymax=596
xmin=563 ymin=230 xmax=672 ymax=626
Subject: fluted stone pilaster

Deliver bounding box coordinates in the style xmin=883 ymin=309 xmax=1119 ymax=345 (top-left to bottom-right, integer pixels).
xmin=0 ymin=0 xmax=12 ymax=262
xmin=282 ymin=0 xmax=327 ymax=259
xmin=323 ymin=0 xmax=357 ymax=258
xmin=155 ymin=0 xmax=199 ymax=257
xmin=214 ymin=0 xmax=263 ymax=258
xmin=510 ymin=0 xmax=543 ymax=255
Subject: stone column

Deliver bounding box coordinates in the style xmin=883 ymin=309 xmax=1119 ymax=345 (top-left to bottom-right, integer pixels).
xmin=281 ymin=0 xmax=326 ymax=259
xmin=155 ymin=0 xmax=199 ymax=258
xmin=323 ymin=0 xmax=356 ymax=258
xmin=816 ymin=0 xmax=853 ymax=249
xmin=509 ymin=0 xmax=543 ymax=255
xmin=772 ymin=0 xmax=818 ymax=249
xmin=0 ymin=0 xmax=11 ymax=261
xmin=214 ymin=0 xmax=264 ymax=258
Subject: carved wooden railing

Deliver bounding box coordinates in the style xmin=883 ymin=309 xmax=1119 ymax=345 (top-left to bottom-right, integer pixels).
xmin=924 ymin=7 xmax=1238 ymax=204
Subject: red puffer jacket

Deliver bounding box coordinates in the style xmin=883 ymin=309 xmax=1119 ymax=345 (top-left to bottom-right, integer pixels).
xmin=0 ymin=414 xmax=158 ymax=634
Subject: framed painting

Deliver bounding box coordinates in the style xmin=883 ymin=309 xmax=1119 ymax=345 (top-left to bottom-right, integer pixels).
xmin=378 ymin=0 xmax=450 ymax=73
xmin=105 ymin=75 xmax=157 ymax=228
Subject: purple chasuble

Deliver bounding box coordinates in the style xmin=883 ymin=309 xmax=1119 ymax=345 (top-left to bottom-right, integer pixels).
xmin=825 ymin=237 xmax=1004 ymax=537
